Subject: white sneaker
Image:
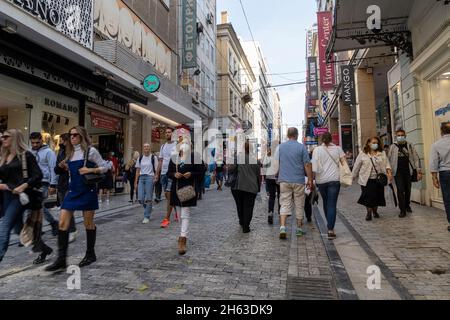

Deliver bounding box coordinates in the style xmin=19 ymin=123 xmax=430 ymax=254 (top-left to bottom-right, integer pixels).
xmin=142 ymin=218 xmax=150 ymax=224
xmin=69 ymin=231 xmax=78 ymax=243
xmin=99 ymin=199 xmax=103 ymax=203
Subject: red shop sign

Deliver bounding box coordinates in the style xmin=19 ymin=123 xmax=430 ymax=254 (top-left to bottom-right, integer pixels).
xmin=90 ymin=110 xmax=123 ymax=132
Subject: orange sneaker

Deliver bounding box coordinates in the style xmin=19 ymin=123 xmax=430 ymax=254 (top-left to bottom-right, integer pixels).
xmin=160 ymin=219 xmax=170 ymax=228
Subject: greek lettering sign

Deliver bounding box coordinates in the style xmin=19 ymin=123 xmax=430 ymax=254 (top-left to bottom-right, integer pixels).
xmin=341 ymin=65 xmax=356 ymax=106
xmin=182 ymin=0 xmax=197 ymax=69
xmin=317 ymin=12 xmax=335 ymax=90
xmin=308 ymin=57 xmax=319 ymax=100
xmin=7 ymin=0 xmax=93 ymax=49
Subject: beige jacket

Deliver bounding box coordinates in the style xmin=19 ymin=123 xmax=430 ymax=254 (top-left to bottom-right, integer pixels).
xmin=352 ymin=151 xmax=391 ymax=186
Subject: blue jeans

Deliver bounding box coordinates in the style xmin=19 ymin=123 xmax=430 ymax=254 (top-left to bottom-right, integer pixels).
xmin=0 ymin=192 xmax=24 ymax=261
xmin=42 ymin=184 xmax=57 ymax=225
xmin=138 ymin=175 xmax=154 ymax=219
xmin=440 ymin=171 xmax=450 ymax=224
xmin=317 ymin=181 xmax=341 ymax=231
xmin=160 ymin=174 xmax=172 ymax=193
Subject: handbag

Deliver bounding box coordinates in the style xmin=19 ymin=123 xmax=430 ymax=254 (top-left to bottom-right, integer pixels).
xmin=369 ymin=157 xmax=388 ymax=187
xmin=19 ymin=214 xmax=34 ymax=247
xmin=396 ymin=144 xmax=419 ymax=182
xmin=82 ymin=147 xmax=106 ymax=185
xmin=323 ymin=146 xmax=353 ymax=187
xmin=175 ymin=163 xmax=196 ymax=203
xmin=225 ymin=165 xmax=238 ymax=188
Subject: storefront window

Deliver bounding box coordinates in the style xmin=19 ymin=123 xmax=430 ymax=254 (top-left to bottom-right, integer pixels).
xmin=131 ymin=112 xmax=143 ymax=154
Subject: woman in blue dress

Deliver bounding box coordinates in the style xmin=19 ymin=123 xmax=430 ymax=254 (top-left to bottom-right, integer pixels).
xmin=45 ymin=126 xmax=110 ymax=272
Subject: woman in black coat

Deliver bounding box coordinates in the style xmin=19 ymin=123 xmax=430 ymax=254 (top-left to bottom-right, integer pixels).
xmin=167 ymin=138 xmax=203 ymax=255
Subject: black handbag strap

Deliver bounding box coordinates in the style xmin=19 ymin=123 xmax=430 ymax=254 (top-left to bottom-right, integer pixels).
xmin=83 ymin=147 xmax=90 ymax=168
xmin=369 ymin=156 xmax=382 ymax=176
xmin=395 ymin=143 xmax=415 ymax=171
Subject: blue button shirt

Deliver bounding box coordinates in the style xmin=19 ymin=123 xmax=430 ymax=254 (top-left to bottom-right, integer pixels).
xmin=275 ymin=140 xmax=311 ymax=184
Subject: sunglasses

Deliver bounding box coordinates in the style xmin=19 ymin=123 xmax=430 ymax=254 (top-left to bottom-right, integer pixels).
xmin=70 ymin=133 xmax=80 ymax=138
xmin=1 ymin=135 xmax=11 ymax=140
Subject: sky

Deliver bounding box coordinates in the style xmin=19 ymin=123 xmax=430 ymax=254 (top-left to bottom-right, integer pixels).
xmin=216 ymin=0 xmax=317 ymax=136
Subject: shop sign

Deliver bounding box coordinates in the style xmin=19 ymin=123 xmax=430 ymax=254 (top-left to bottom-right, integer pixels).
xmin=143 ymin=74 xmax=161 ymax=93
xmin=0 ymin=49 xmax=96 ymax=98
xmin=90 ymin=110 xmax=122 ymax=132
xmin=182 ymin=0 xmax=197 ymax=69
xmin=151 ymin=128 xmax=161 ymax=143
xmin=435 ymin=103 xmax=450 ymax=117
xmin=341 ymin=65 xmax=356 ymax=106
xmin=305 ymin=141 xmax=318 ymax=146
xmin=7 ymin=0 xmax=93 ymax=49
xmin=308 ymin=57 xmax=319 ymax=100
xmin=87 ymin=94 xmax=129 ymax=116
xmin=314 ymin=127 xmax=329 ymax=136
xmin=94 ymin=0 xmax=172 ymax=76
xmin=317 ymin=11 xmax=335 ymax=90
xmin=44 ymin=98 xmax=78 ymax=114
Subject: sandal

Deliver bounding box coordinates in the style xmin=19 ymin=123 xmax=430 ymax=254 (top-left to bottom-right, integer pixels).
xmin=327 ymin=231 xmax=336 ymax=240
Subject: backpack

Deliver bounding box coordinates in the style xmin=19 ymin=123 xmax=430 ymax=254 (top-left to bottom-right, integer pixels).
xmin=138 ymin=154 xmax=156 ymax=173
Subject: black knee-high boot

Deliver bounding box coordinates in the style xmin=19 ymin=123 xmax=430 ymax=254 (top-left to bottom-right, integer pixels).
xmin=32 ymin=222 xmax=53 ymax=265
xmin=79 ymin=228 xmax=96 ymax=267
xmin=45 ymin=230 xmax=68 ymax=271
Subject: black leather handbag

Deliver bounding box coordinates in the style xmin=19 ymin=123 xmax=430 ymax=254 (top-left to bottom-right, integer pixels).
xmin=370 ymin=157 xmax=388 ymax=187
xmin=225 ymin=165 xmax=238 ymax=188
xmin=82 ymin=147 xmax=106 ymax=185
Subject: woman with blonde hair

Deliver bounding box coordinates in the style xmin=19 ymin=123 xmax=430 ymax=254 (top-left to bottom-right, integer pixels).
xmin=352 ymin=136 xmax=393 ymax=221
xmin=0 ymin=129 xmax=52 ymax=264
xmin=45 ymin=126 xmax=110 ymax=271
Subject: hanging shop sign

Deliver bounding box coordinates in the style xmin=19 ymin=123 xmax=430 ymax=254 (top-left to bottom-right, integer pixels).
xmin=90 ymin=109 xmax=123 ymax=132
xmin=0 ymin=49 xmax=96 ymax=98
xmin=341 ymin=65 xmax=356 ymax=106
xmin=94 ymin=0 xmax=172 ymax=76
xmin=317 ymin=11 xmax=336 ymax=90
xmin=182 ymin=0 xmax=197 ymax=69
xmin=308 ymin=57 xmax=319 ymax=100
xmin=7 ymin=0 xmax=93 ymax=49
xmin=143 ymin=74 xmax=161 ymax=93
xmin=435 ymin=103 xmax=450 ymax=117
xmin=314 ymin=127 xmax=329 ymax=136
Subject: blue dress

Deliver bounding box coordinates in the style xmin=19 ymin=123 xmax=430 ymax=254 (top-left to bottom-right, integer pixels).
xmin=61 ymin=159 xmax=99 ymax=211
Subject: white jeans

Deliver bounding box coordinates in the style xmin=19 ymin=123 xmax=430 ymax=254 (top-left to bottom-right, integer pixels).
xmin=176 ymin=207 xmax=191 ymax=237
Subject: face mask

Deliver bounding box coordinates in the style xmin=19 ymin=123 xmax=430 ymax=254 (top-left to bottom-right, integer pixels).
xmin=370 ymin=144 xmax=379 ymax=151
xmin=397 ymin=136 xmax=406 ymax=143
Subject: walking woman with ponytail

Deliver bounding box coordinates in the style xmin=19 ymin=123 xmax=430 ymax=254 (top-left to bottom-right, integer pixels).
xmin=45 ymin=126 xmax=110 ymax=271
xmin=0 ymin=129 xmax=52 ymax=264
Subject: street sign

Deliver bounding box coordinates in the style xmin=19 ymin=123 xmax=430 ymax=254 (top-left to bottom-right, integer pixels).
xmin=143 ymin=74 xmax=161 ymax=93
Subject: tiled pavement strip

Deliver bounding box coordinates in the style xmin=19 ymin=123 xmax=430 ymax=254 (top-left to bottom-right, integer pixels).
xmin=0 ymin=188 xmax=342 ymax=300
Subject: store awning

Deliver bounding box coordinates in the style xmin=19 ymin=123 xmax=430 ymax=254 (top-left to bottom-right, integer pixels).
xmin=327 ymin=0 xmax=414 ymax=60
xmin=0 ymin=1 xmax=200 ymax=124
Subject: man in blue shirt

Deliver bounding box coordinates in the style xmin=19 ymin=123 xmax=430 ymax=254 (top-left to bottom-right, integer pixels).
xmin=275 ymin=128 xmax=314 ymax=239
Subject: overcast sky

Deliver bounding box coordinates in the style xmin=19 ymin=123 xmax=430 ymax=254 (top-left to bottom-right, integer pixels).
xmin=216 ymin=0 xmax=317 ymax=136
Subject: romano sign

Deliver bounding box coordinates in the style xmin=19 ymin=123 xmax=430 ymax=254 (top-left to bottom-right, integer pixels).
xmin=341 ymin=65 xmax=356 ymax=106
xmin=7 ymin=0 xmax=93 ymax=49
xmin=182 ymin=0 xmax=197 ymax=69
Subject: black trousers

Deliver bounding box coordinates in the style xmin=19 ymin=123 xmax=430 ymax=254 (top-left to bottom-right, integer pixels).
xmin=232 ymin=190 xmax=257 ymax=228
xmin=266 ymin=179 xmax=280 ymax=214
xmin=154 ymin=179 xmax=162 ymax=200
xmin=129 ymin=175 xmax=138 ymax=201
xmin=304 ymin=193 xmax=312 ymax=221
xmin=395 ymin=172 xmax=412 ymax=214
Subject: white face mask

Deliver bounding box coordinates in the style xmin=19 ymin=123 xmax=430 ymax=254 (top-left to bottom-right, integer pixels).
xmin=370 ymin=144 xmax=379 ymax=151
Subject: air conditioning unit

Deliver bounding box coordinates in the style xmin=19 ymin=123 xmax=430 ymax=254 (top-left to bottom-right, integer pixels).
xmin=206 ymin=13 xmax=214 ymax=25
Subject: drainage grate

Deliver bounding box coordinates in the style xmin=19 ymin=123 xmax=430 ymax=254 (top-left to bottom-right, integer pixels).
xmin=287 ymin=276 xmax=338 ymax=300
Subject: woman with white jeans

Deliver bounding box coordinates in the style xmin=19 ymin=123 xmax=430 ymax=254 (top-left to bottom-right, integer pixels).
xmin=134 ymin=144 xmax=157 ymax=224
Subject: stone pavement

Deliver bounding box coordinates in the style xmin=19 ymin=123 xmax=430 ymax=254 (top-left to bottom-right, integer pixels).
xmin=0 ymin=188 xmax=335 ymax=300
xmin=335 ymin=185 xmax=450 ymax=300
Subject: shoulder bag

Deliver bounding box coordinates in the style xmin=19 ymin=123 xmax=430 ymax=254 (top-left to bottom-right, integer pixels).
xmin=82 ymin=147 xmax=106 ymax=185
xmin=176 ymin=162 xmax=196 ymax=203
xmin=396 ymin=144 xmax=419 ymax=182
xmin=323 ymin=146 xmax=353 ymax=187
xmin=225 ymin=164 xmax=238 ymax=188
xmin=369 ymin=156 xmax=388 ymax=187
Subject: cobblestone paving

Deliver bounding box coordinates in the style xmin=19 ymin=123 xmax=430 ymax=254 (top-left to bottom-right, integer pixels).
xmin=0 ymin=190 xmax=303 ymax=300
xmin=337 ymin=186 xmax=450 ymax=300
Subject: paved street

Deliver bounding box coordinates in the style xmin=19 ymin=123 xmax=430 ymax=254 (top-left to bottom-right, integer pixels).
xmin=0 ymin=185 xmax=449 ymax=300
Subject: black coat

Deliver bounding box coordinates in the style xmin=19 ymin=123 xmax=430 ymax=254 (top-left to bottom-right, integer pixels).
xmin=54 ymin=147 xmax=69 ymax=193
xmin=167 ymin=153 xmax=203 ymax=207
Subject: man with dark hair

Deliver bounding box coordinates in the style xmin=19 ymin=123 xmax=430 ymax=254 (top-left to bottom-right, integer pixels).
xmin=30 ymin=132 xmax=59 ymax=236
xmin=388 ymin=128 xmax=422 ymax=218
xmin=430 ymin=121 xmax=450 ymax=232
